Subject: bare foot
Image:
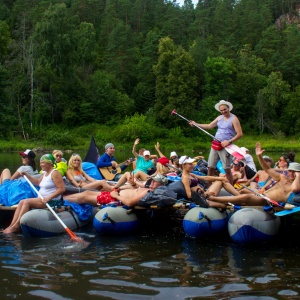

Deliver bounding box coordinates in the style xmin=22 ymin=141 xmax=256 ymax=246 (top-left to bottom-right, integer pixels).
xmin=2 ymin=225 xmax=20 ymax=234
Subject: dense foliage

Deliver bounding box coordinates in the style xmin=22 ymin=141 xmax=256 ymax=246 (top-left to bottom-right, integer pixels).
xmin=1 ymin=0 xmax=300 ymax=143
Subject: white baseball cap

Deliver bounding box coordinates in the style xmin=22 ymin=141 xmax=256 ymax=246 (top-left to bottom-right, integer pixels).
xmin=179 ymin=155 xmax=195 ymax=165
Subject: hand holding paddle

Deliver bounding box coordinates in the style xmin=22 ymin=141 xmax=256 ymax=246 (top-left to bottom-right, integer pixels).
xmin=171 ymin=109 xmax=245 ymax=160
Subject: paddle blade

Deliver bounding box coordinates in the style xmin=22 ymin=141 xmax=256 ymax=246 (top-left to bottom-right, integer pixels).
xmin=275 ymin=206 xmax=300 ymax=217
xmin=230 ymin=151 xmax=245 ymax=160
xmin=171 ymin=109 xmax=177 ymax=115
xmin=65 ymin=228 xmax=86 ymax=243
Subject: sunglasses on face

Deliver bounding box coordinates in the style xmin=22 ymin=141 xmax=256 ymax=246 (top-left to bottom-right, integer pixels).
xmin=22 ymin=156 xmax=28 ymax=159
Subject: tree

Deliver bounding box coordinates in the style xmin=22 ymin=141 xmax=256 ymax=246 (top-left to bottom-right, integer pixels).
xmin=153 ymin=37 xmax=198 ymax=128
xmin=256 ymin=71 xmax=290 ymax=135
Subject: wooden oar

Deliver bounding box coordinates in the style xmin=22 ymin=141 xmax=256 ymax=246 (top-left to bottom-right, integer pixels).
xmin=171 ymin=109 xmax=245 ymax=160
xmin=24 ymin=175 xmax=85 ymax=243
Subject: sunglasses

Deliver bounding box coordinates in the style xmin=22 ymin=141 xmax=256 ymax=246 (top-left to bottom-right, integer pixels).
xmin=22 ymin=156 xmax=27 ymax=159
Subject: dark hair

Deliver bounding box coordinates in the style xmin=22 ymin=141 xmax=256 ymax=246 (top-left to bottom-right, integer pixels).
xmin=28 ymin=156 xmax=36 ymax=171
xmin=238 ymin=161 xmax=245 ymax=167
xmin=281 ymin=152 xmax=295 ymax=164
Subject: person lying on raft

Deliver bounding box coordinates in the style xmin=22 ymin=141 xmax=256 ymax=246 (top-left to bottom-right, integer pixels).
xmin=243 ymin=155 xmax=273 ymax=192
xmin=257 ymin=153 xmax=291 ymax=194
xmin=196 ymin=143 xmax=300 ymax=209
xmin=2 ymin=154 xmax=66 ymax=234
xmin=64 ymin=174 xmax=169 ymax=207
xmin=66 ymin=153 xmax=112 ymax=191
xmin=0 ymin=149 xmax=38 ymax=183
xmin=109 ymin=157 xmax=170 ymax=190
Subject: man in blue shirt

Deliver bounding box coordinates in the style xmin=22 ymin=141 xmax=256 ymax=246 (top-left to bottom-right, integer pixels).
xmin=97 ymin=143 xmax=131 ymax=181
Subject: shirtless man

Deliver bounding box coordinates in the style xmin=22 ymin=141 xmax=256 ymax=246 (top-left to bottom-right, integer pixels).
xmin=64 ymin=174 xmax=168 ymax=207
xmin=200 ymin=143 xmax=300 ymax=209
xmin=243 ymin=155 xmax=273 ymax=191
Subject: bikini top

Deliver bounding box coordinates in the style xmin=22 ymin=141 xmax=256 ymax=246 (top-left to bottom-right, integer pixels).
xmin=190 ymin=177 xmax=199 ymax=188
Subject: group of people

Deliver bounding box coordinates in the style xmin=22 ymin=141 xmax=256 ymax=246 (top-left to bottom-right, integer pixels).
xmin=1 ymin=99 xmax=300 ymax=234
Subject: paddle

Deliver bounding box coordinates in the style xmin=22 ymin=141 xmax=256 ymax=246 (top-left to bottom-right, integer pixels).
xmin=238 ymin=184 xmax=287 ymax=208
xmin=171 ymin=109 xmax=245 ymax=160
xmin=24 ymin=175 xmax=85 ymax=243
xmin=275 ymin=206 xmax=300 ymax=217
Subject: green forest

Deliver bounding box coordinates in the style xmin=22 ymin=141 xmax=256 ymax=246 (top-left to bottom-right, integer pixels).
xmin=1 ymin=0 xmax=300 ymax=149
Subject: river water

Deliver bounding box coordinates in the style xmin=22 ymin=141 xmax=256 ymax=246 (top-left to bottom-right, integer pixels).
xmin=1 ymin=151 xmax=300 ymax=299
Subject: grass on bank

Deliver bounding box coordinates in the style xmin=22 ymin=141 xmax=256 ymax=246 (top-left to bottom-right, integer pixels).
xmin=0 ymin=122 xmax=299 ymax=155
xmin=1 ymin=114 xmax=299 ymax=153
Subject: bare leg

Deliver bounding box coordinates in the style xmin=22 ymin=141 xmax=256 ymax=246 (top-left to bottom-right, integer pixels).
xmin=134 ymin=171 xmax=150 ymax=181
xmin=0 ymin=168 xmax=11 ymax=184
xmin=64 ymin=190 xmax=99 ymax=206
xmin=83 ymin=180 xmax=113 ymax=191
xmin=206 ymin=167 xmax=215 ymax=187
xmin=208 ymin=193 xmax=267 ymax=206
xmin=225 ymin=168 xmax=233 ymax=185
xmin=2 ymin=198 xmax=46 ymax=234
xmin=114 ymin=172 xmax=131 ymax=188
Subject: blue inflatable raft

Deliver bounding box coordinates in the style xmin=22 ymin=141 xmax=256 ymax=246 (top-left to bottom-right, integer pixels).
xmin=93 ymin=206 xmax=139 ymax=235
xmin=228 ymin=208 xmax=281 ymax=244
xmin=183 ymin=207 xmax=228 ymax=239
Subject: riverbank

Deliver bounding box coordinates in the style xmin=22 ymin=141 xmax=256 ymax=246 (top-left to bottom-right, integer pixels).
xmin=0 ymin=135 xmax=299 ymax=155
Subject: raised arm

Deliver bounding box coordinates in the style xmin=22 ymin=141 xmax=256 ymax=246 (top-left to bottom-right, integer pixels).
xmin=256 ymin=143 xmax=281 ymax=182
xmin=132 ymin=138 xmax=139 ymax=158
xmin=154 ymin=142 xmax=165 ymax=158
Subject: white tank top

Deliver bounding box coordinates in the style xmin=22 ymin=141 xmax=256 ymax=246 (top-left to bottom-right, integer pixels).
xmin=39 ymin=169 xmax=59 ymax=198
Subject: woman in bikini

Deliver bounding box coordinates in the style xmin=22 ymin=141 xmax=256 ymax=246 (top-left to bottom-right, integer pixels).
xmin=66 ymin=154 xmax=112 ymax=191
xmin=179 ymin=155 xmax=226 ymax=201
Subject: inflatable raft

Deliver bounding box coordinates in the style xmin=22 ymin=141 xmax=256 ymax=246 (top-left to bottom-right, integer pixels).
xmin=183 ymin=207 xmax=229 ymax=239
xmin=20 ymin=207 xmax=98 ymax=237
xmin=93 ymin=206 xmax=140 ymax=235
xmin=228 ymin=208 xmax=281 ymax=244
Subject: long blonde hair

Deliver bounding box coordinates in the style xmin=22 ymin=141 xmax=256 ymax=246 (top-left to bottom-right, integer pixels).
xmin=68 ymin=154 xmax=83 ymax=173
xmin=156 ymin=162 xmax=169 ymax=174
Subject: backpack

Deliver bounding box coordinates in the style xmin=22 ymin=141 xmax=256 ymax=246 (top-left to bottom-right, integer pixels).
xmin=137 ymin=186 xmax=177 ymax=208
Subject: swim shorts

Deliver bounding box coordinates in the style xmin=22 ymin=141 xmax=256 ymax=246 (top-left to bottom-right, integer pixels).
xmin=96 ymin=191 xmax=120 ymax=205
xmin=286 ymin=192 xmax=300 ymax=206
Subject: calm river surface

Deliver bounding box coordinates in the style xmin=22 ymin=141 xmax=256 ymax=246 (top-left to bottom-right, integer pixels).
xmin=0 ymin=151 xmax=300 ymax=299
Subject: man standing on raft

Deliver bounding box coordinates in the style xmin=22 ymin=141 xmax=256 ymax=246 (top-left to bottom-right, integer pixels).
xmin=189 ymin=100 xmax=243 ymax=185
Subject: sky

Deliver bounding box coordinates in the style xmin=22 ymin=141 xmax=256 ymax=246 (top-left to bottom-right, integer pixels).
xmin=177 ymin=0 xmax=198 ymax=6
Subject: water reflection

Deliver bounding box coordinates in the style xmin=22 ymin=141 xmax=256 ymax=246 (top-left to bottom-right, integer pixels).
xmin=1 ymin=229 xmax=300 ymax=298
xmin=0 ymin=152 xmax=300 ymax=298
